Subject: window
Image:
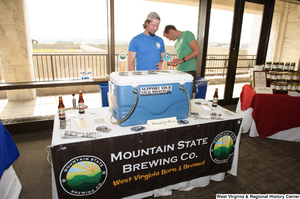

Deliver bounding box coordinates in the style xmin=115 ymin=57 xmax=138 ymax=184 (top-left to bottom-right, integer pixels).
xmin=27 ymin=0 xmax=108 ymax=80
xmin=114 ymin=0 xmax=199 ymax=71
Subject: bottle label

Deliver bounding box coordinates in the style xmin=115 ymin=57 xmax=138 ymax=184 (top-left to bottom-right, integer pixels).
xmin=277 ymin=75 xmax=282 ymax=80
xmin=284 ymin=65 xmax=289 ymax=70
xmin=271 ymin=84 xmax=276 ymax=89
xmin=292 ymin=75 xmax=298 ymax=80
xmin=212 ymin=97 xmax=218 ymax=106
xmin=78 ymin=102 xmax=85 ymax=113
xmin=275 ymin=85 xmax=281 ymax=90
xmin=58 ymin=108 xmax=65 ymax=120
xmin=282 ymin=85 xmax=287 ymax=91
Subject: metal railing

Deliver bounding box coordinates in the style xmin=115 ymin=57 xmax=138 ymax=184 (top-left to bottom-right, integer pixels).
xmin=205 ymin=55 xmax=256 ymax=76
xmin=32 ymin=54 xmax=109 ymax=81
xmin=0 ymin=53 xmax=255 ymax=83
xmin=236 ymin=55 xmax=256 ymax=73
xmin=32 ymin=53 xmax=180 ymax=81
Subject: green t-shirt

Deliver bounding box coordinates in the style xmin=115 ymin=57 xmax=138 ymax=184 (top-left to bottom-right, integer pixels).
xmin=175 ymin=31 xmax=197 ymax=72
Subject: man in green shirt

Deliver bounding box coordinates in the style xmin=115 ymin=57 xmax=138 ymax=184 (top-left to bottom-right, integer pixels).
xmin=163 ymin=25 xmax=200 ymax=95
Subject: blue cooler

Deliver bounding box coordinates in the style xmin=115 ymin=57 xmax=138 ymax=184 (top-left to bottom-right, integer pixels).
xmin=109 ymin=70 xmax=193 ymax=127
xmin=195 ymin=78 xmax=209 ymax=99
xmin=99 ymin=83 xmax=109 ymax=107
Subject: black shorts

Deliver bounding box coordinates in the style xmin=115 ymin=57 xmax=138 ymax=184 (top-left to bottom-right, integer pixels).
xmin=185 ymin=70 xmax=197 ymax=93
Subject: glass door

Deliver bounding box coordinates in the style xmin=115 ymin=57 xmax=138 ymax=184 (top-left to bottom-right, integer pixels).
xmin=204 ymin=0 xmax=272 ymax=105
xmin=233 ymin=2 xmax=264 ymax=98
xmin=205 ymin=0 xmax=235 ymax=101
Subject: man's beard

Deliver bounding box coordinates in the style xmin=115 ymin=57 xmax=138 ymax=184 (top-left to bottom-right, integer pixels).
xmin=149 ymin=31 xmax=155 ymax=37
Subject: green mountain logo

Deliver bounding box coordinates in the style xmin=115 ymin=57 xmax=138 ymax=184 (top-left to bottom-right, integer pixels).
xmin=210 ymin=131 xmax=237 ymax=164
xmin=60 ymin=156 xmax=108 ymax=196
xmin=213 ymin=135 xmax=234 ymax=160
xmin=67 ymin=170 xmax=102 ymax=191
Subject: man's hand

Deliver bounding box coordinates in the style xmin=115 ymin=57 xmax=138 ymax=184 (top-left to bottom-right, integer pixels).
xmin=172 ymin=59 xmax=184 ymax=64
xmin=156 ymin=61 xmax=163 ymax=70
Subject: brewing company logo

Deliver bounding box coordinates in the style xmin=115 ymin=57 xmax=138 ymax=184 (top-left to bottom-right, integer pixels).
xmin=164 ymin=53 xmax=170 ymax=61
xmin=156 ymin=42 xmax=161 ymax=49
xmin=210 ymin=131 xmax=236 ymax=164
xmin=119 ymin=53 xmax=127 ymax=62
xmin=60 ymin=155 xmax=107 ymax=196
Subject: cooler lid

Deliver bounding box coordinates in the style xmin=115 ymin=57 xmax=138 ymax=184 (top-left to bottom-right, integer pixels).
xmin=109 ymin=70 xmax=193 ymax=86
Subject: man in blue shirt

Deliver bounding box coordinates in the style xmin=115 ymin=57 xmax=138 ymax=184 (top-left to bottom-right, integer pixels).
xmin=128 ymin=12 xmax=165 ymax=71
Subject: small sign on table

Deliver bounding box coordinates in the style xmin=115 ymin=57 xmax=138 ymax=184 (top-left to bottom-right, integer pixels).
xmin=253 ymin=71 xmax=267 ymax=88
xmin=147 ymin=117 xmax=178 ymax=131
xmin=253 ymin=71 xmax=272 ymax=94
xmin=254 ymin=87 xmax=273 ymax=94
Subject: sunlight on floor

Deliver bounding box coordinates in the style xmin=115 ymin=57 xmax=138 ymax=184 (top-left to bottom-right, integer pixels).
xmin=0 ymin=99 xmax=8 ymax=109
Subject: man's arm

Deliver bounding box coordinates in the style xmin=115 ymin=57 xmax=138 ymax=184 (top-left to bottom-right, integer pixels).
xmin=155 ymin=52 xmax=165 ymax=70
xmin=186 ymin=40 xmax=201 ymax=60
xmin=172 ymin=40 xmax=200 ymax=64
xmin=128 ymin=51 xmax=137 ymax=71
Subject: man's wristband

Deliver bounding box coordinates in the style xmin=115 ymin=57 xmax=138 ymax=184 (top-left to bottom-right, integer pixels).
xmin=182 ymin=57 xmax=186 ymax=62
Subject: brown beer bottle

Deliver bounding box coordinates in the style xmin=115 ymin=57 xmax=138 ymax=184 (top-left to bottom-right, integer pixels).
xmin=58 ymin=96 xmax=66 ymax=120
xmin=78 ymin=91 xmax=85 ymax=114
xmin=212 ymin=88 xmax=218 ymax=107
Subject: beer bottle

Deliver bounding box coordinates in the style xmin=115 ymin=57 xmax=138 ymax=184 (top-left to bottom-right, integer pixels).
xmin=58 ymin=96 xmax=66 ymax=120
xmin=78 ymin=91 xmax=85 ymax=114
xmin=212 ymin=88 xmax=218 ymax=107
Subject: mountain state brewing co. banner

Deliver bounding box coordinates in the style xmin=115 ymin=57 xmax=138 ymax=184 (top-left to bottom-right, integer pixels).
xmin=52 ymin=119 xmax=241 ymax=198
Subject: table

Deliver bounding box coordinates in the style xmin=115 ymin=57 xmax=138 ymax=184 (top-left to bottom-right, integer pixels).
xmin=0 ymin=122 xmax=22 ymax=199
xmin=51 ymin=99 xmax=242 ymax=198
xmin=236 ymin=84 xmax=300 ymax=142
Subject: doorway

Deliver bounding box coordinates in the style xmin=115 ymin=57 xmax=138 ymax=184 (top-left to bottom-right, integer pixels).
xmin=202 ymin=0 xmax=275 ymax=105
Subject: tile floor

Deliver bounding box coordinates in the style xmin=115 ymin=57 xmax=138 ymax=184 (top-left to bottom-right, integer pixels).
xmin=0 ymin=83 xmax=246 ymax=121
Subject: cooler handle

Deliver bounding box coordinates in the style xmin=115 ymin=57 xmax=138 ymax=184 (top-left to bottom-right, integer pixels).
xmin=110 ymin=89 xmax=139 ymax=124
xmin=109 ymin=81 xmax=115 ymax=97
xmin=180 ymin=85 xmax=191 ymax=118
xmin=179 ymin=78 xmax=186 ymax=85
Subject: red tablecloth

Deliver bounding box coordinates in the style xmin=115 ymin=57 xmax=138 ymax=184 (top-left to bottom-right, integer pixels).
xmin=240 ymin=84 xmax=300 ymax=138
